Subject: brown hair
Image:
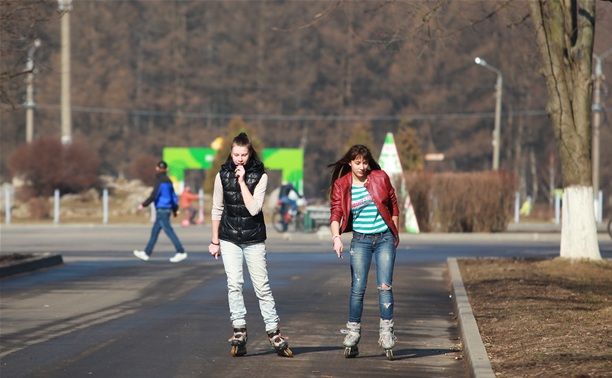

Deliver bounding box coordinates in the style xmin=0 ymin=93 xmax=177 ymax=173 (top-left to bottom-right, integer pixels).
xmin=327 ymin=144 xmax=381 ymax=190
xmin=225 ymin=132 xmax=261 ymax=163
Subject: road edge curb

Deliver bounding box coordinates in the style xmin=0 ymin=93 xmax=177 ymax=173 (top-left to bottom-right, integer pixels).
xmin=447 ymin=257 xmax=496 ymax=378
xmin=0 ymin=254 xmax=64 ymax=278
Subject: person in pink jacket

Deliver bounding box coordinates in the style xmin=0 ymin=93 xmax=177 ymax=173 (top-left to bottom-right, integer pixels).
xmin=327 ymin=144 xmax=400 ymax=360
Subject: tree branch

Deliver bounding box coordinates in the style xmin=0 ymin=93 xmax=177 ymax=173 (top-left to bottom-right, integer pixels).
xmin=271 ymin=1 xmax=342 ymax=32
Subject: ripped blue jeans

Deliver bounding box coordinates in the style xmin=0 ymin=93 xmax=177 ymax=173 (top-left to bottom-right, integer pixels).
xmin=348 ymin=230 xmax=396 ymax=322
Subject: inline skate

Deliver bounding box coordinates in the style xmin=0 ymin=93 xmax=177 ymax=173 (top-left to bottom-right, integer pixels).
xmin=267 ymin=328 xmax=293 ymax=357
xmin=379 ymin=318 xmax=397 ymax=360
xmin=341 ymin=321 xmax=361 ymax=358
xmin=228 ymin=327 xmax=248 ymax=357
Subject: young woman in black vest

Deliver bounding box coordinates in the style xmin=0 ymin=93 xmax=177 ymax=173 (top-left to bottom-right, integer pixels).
xmin=208 ymin=132 xmax=292 ymax=358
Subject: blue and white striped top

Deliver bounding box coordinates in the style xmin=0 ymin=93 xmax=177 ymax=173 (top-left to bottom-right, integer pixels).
xmin=351 ymin=185 xmax=388 ymax=234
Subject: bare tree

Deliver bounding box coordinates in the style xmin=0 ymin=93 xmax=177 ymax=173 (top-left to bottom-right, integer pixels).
xmin=529 ymin=0 xmax=603 ymax=260
xmin=0 ymin=0 xmax=54 ymax=109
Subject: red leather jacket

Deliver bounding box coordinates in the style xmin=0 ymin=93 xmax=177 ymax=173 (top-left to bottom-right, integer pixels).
xmin=330 ymin=169 xmax=400 ymax=246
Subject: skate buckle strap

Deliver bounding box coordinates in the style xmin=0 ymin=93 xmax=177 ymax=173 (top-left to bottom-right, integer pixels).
xmin=271 ymin=334 xmax=289 ymax=342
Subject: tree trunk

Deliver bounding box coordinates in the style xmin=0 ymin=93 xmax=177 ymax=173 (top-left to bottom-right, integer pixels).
xmin=529 ymin=0 xmax=600 ymax=259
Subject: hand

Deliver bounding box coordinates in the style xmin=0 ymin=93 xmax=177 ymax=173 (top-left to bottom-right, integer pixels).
xmin=234 ymin=165 xmax=245 ymax=183
xmin=209 ymin=243 xmax=221 ymax=259
xmin=333 ymin=238 xmax=344 ymax=259
xmin=137 ymin=204 xmax=144 ymax=211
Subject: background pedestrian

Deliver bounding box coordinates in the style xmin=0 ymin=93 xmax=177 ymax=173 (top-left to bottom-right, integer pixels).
xmin=133 ymin=160 xmax=187 ymax=263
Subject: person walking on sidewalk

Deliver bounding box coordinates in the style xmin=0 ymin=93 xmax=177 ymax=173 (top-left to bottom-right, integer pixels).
xmin=208 ymin=132 xmax=292 ymax=358
xmin=327 ymin=144 xmax=400 ymax=360
xmin=133 ymin=160 xmax=188 ymax=263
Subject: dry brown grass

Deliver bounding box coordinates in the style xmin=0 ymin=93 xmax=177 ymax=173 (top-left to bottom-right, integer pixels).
xmin=459 ymin=258 xmax=612 ymax=378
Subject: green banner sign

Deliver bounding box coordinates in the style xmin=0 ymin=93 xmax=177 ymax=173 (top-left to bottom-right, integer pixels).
xmin=163 ymin=147 xmax=304 ymax=191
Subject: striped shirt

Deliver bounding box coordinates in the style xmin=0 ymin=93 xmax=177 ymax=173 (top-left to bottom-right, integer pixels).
xmin=351 ymin=185 xmax=388 ymax=234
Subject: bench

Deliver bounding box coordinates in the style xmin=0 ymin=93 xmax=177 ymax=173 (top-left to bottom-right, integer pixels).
xmin=304 ymin=206 xmax=330 ymax=232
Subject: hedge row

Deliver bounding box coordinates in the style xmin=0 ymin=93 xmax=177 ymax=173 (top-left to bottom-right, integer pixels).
xmin=406 ymin=171 xmax=518 ymax=233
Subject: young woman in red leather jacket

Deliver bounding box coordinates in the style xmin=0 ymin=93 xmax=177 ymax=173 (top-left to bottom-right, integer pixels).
xmin=328 ymin=144 xmax=400 ymax=359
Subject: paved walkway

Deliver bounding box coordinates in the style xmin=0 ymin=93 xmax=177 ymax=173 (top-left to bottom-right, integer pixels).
xmin=1 ymin=225 xmax=608 ymax=378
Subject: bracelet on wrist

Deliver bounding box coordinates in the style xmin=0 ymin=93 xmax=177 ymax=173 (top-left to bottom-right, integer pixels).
xmin=210 ymin=241 xmax=220 ymax=246
xmin=332 ymin=235 xmax=341 ymax=241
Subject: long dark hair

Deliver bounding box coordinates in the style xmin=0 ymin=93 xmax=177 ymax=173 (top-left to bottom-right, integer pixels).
xmin=327 ymin=144 xmax=381 ymax=189
xmin=225 ymin=132 xmax=261 ymax=163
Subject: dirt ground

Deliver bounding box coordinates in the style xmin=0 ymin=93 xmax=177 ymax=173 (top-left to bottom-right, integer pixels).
xmin=458 ymin=258 xmax=612 ymax=378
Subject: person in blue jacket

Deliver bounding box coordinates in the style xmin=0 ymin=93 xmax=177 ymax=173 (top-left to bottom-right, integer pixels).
xmin=133 ymin=160 xmax=187 ymax=263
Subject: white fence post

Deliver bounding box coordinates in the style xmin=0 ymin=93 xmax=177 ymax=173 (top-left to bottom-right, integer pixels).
xmin=54 ymin=189 xmax=60 ymax=224
xmin=4 ymin=183 xmax=11 ymax=224
xmin=514 ymin=192 xmax=520 ymax=223
xmin=595 ymin=190 xmax=603 ymax=224
xmin=554 ymin=191 xmax=561 ymax=225
xmin=198 ymin=188 xmax=205 ymax=223
xmin=102 ymin=189 xmax=109 ymax=224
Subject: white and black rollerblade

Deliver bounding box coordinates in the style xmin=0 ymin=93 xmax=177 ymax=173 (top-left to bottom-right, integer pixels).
xmin=379 ymin=318 xmax=397 ymax=360
xmin=229 ymin=327 xmax=248 ymax=357
xmin=341 ymin=321 xmax=361 ymax=358
xmin=267 ymin=328 xmax=293 ymax=357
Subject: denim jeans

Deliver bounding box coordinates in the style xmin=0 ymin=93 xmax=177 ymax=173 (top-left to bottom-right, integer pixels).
xmin=220 ymin=241 xmax=280 ymax=332
xmin=144 ymin=208 xmax=185 ymax=255
xmin=348 ymin=230 xmax=396 ymax=322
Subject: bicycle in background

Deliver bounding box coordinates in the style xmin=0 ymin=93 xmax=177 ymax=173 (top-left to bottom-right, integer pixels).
xmin=272 ymin=199 xmax=306 ymax=233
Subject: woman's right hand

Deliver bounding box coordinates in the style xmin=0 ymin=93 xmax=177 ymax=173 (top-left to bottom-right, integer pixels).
xmin=333 ymin=238 xmax=344 ymax=259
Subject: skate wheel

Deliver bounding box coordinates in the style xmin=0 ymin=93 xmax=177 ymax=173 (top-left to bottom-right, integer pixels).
xmin=231 ymin=345 xmax=246 ymax=357
xmin=344 ymin=346 xmax=358 ymax=358
xmin=385 ymin=349 xmax=394 ymax=360
xmin=282 ymin=347 xmax=293 ymax=357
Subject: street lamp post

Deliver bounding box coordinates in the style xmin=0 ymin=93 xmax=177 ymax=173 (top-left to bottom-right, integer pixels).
xmin=25 ymin=39 xmax=41 ymax=143
xmin=58 ymin=0 xmax=72 ymax=145
xmin=475 ymin=57 xmax=503 ymax=171
xmin=592 ymin=47 xmax=612 ymax=223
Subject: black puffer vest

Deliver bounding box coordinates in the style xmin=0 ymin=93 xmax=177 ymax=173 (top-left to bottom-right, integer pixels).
xmin=218 ymin=159 xmax=267 ymax=245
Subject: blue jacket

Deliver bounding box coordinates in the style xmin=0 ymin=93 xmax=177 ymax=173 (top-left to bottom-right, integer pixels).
xmin=142 ymin=172 xmax=179 ymax=212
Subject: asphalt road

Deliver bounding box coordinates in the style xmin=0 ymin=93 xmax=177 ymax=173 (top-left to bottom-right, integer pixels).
xmin=1 ymin=224 xmax=611 ymax=378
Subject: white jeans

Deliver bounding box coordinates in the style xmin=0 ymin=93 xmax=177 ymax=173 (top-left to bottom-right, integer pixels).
xmin=220 ymin=240 xmax=280 ymax=332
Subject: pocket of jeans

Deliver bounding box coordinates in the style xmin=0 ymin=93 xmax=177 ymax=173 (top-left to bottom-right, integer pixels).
xmin=382 ymin=233 xmax=396 ymax=244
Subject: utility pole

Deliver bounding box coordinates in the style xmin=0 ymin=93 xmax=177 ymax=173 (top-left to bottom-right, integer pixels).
xmin=58 ymin=0 xmax=72 ymax=145
xmin=592 ymin=47 xmax=612 ymax=223
xmin=475 ymin=57 xmax=503 ymax=170
xmin=25 ymin=39 xmax=41 ymax=143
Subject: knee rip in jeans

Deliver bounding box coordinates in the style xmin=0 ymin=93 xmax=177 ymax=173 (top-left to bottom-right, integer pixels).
xmin=378 ymin=283 xmax=392 ymax=291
